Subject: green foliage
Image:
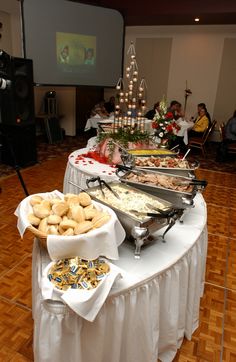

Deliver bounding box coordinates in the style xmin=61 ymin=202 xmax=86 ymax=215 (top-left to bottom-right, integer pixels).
xmin=98 ymin=127 xmax=150 ymax=148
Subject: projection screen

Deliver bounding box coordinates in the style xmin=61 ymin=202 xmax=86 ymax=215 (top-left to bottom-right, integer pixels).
xmin=22 ymin=0 xmax=124 ymax=87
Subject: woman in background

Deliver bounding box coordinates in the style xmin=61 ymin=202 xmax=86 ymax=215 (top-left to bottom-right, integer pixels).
xmin=188 ymin=108 xmax=209 ymax=138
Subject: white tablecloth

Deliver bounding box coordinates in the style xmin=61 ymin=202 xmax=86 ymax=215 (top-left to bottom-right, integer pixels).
xmin=32 ymin=192 xmax=207 ymax=362
xmin=63 ymin=148 xmax=119 ymax=193
xmin=84 ymin=116 xmax=114 ymax=131
xmin=84 ymin=116 xmax=154 ymax=134
xmin=176 ymin=119 xmax=194 ymax=144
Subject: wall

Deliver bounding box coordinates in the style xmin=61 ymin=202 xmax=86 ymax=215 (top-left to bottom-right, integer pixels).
xmin=34 ymin=86 xmax=76 ymax=136
xmin=0 ymin=0 xmax=22 ymax=56
xmin=125 ymin=25 xmax=236 ymax=126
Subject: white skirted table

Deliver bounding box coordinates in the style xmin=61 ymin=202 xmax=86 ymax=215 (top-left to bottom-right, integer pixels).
xmin=63 ymin=148 xmax=119 ymax=193
xmin=32 ymin=193 xmax=207 ymax=362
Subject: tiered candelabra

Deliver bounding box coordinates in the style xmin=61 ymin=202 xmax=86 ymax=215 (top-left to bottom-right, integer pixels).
xmin=113 ymin=42 xmax=147 ymax=133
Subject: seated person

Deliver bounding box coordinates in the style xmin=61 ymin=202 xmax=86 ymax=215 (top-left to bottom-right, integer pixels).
xmin=104 ymin=96 xmax=115 ymax=114
xmin=168 ymin=100 xmax=183 ymax=120
xmin=188 ymin=108 xmax=209 ymax=138
xmin=191 ymin=103 xmax=211 ymax=125
xmin=225 ymin=110 xmax=236 ymax=142
xmin=90 ymin=100 xmax=110 ymax=119
xmin=216 ymin=110 xmax=236 ymax=162
xmin=144 ymin=102 xmax=160 ymax=119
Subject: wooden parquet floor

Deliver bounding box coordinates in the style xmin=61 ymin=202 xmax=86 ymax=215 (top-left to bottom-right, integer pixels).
xmin=0 ymin=156 xmax=236 ymax=361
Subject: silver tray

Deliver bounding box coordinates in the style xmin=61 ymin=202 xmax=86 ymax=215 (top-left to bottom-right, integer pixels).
xmin=86 ymin=182 xmax=172 ymax=227
xmin=119 ymin=169 xmax=200 ymax=209
xmin=135 ymin=157 xmax=199 ymax=177
xmin=127 ymin=149 xmax=179 ymax=157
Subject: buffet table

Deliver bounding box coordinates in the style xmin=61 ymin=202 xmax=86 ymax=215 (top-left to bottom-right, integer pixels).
xmin=63 ymin=148 xmax=119 ymax=193
xmin=32 ymin=192 xmax=207 ymax=362
xmin=29 ymin=151 xmax=209 ymax=362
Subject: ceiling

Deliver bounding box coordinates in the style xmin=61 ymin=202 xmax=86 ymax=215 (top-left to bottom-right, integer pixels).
xmin=75 ymin=0 xmax=236 ymax=26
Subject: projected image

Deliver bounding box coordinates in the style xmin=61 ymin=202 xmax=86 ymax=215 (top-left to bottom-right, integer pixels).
xmin=56 ymin=32 xmax=96 ymax=67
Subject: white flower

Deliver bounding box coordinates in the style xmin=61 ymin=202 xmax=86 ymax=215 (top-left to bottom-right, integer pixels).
xmin=159 ymin=132 xmax=164 ymax=138
xmin=159 ymin=123 xmax=164 ymax=126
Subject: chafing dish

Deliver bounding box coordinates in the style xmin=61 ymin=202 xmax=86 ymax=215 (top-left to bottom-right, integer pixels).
xmin=116 ymin=167 xmax=207 ymax=209
xmin=134 ymin=156 xmax=199 ymax=177
xmin=84 ymin=180 xmax=184 ymax=258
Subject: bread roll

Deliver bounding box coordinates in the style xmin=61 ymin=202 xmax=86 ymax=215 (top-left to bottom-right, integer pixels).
xmin=59 ymin=219 xmax=78 ymax=230
xmin=78 ymin=192 xmax=92 ymax=207
xmin=50 ymin=198 xmax=62 ymax=205
xmin=28 ymin=213 xmax=41 ymax=226
xmin=30 ymin=195 xmax=43 ymax=206
xmin=38 ymin=218 xmax=49 ymax=234
xmin=47 ymin=214 xmax=62 ymax=225
xmin=41 ymin=200 xmax=51 ymax=210
xmin=62 ymin=228 xmax=74 ymax=236
xmin=65 ymin=194 xmax=81 ymax=206
xmin=84 ymin=208 xmax=98 ymax=220
xmin=70 ymin=204 xmax=85 ymax=223
xmin=74 ymin=221 xmax=93 ymax=235
xmin=52 ymin=202 xmax=69 ymax=217
xmin=33 ymin=204 xmax=51 ymax=219
xmin=48 ymin=225 xmax=59 ymax=235
xmin=84 ymin=204 xmax=95 ymax=211
xmin=92 ymin=212 xmax=111 ymax=228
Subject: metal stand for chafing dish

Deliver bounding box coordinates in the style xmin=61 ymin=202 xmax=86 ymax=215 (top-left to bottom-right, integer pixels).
xmin=131 ymin=208 xmax=184 ymax=259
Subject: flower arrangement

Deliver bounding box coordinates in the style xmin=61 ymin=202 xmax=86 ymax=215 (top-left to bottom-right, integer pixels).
xmin=152 ymin=97 xmax=180 ymax=143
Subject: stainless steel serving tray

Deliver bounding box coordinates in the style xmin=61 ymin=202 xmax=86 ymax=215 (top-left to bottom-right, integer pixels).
xmin=119 ymin=169 xmax=199 ymax=209
xmin=134 ymin=157 xmax=199 ymax=177
xmin=127 ymin=149 xmax=179 ymax=157
xmin=86 ymin=182 xmax=173 ymax=236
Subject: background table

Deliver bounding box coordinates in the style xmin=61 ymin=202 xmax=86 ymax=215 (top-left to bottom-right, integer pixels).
xmin=176 ymin=119 xmax=194 ymax=145
xmin=32 ymin=193 xmax=207 ymax=362
xmin=84 ymin=116 xmax=114 ymax=131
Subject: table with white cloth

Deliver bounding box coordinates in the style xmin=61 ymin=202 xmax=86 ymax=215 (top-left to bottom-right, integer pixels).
xmin=32 ymin=193 xmax=207 ymax=362
xmin=84 ymin=116 xmax=154 ymax=133
xmin=84 ymin=116 xmax=114 ymax=131
xmin=176 ymin=119 xmax=194 ymax=145
xmin=63 ymin=148 xmax=119 ymax=193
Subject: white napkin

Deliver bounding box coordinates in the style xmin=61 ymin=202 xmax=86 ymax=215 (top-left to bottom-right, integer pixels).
xmin=41 ymin=261 xmax=122 ymax=322
xmin=47 ymin=204 xmax=125 ymax=261
xmin=15 ymin=190 xmax=126 ymax=260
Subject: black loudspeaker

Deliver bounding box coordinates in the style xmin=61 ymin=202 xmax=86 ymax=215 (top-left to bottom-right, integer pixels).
xmin=0 ymin=50 xmax=35 ymax=126
xmin=0 ymin=50 xmax=37 ymax=166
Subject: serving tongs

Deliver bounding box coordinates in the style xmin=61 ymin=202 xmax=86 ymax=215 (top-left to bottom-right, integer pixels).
xmin=131 ymin=205 xmax=184 ymax=244
xmin=116 ymin=164 xmax=145 ymax=176
xmin=172 ymin=178 xmax=208 ymax=188
xmin=86 ymin=176 xmax=120 ymax=199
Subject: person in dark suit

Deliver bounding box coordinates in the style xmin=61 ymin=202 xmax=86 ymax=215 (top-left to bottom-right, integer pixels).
xmin=104 ymin=96 xmax=115 ymax=114
xmin=145 ymin=102 xmax=160 ymax=119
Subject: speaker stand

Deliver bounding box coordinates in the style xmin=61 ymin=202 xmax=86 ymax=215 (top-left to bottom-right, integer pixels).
xmin=1 ymin=132 xmax=29 ymax=196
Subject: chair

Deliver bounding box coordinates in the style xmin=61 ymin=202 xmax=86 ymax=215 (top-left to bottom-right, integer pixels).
xmin=219 ymin=123 xmax=236 ymax=154
xmin=188 ymin=120 xmax=217 ymax=157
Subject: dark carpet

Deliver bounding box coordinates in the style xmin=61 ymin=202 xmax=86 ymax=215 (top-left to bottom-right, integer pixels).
xmin=0 ymin=135 xmax=235 ymax=179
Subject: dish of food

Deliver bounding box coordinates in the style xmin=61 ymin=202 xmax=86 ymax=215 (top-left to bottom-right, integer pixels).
xmin=88 ymin=183 xmax=170 ymax=220
xmin=135 ymin=156 xmax=190 ymax=169
xmin=48 ymin=257 xmax=110 ymax=292
xmin=124 ymin=172 xmax=194 ymax=193
xmin=27 ymin=192 xmax=111 ymax=237
xmin=128 ymin=149 xmax=177 ymax=156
